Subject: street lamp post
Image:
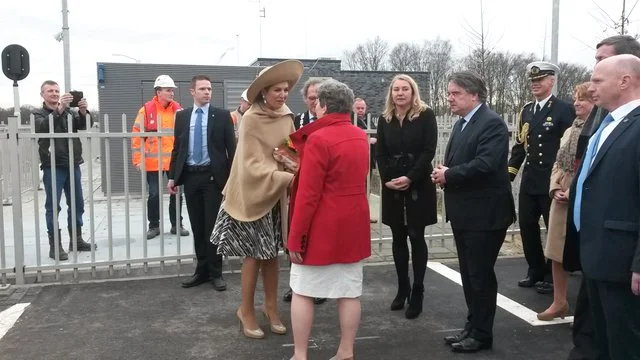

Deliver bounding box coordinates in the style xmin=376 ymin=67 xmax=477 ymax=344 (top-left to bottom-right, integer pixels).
xmin=61 ymin=0 xmax=71 ymax=91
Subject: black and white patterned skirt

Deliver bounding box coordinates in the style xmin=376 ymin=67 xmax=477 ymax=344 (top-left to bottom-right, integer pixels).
xmin=210 ymin=201 xmax=282 ymax=260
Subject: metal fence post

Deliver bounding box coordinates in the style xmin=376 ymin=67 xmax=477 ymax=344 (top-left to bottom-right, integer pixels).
xmin=8 ymin=116 xmax=25 ymax=284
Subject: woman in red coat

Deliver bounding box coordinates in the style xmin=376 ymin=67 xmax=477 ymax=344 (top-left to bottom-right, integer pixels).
xmin=287 ymin=79 xmax=371 ymax=360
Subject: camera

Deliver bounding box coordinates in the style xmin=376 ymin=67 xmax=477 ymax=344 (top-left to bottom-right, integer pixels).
xmin=69 ymin=90 xmax=83 ymax=107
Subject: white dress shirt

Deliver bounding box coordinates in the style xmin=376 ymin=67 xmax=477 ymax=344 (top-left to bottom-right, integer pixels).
xmin=594 ymin=99 xmax=640 ymax=153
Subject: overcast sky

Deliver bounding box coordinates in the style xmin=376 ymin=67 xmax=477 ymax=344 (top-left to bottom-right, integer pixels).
xmin=0 ymin=0 xmax=634 ymax=109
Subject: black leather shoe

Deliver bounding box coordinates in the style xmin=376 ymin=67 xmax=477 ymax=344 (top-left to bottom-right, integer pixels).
xmin=517 ymin=276 xmax=540 ymax=288
xmin=450 ymin=337 xmax=492 ymax=353
xmin=181 ymin=273 xmax=209 ymax=288
xmin=535 ymin=281 xmax=554 ymax=294
xmin=283 ymin=288 xmax=293 ymax=302
xmin=444 ymin=330 xmax=470 ymax=345
xmin=212 ymin=276 xmax=227 ymax=291
xmin=313 ymin=297 xmax=327 ymax=305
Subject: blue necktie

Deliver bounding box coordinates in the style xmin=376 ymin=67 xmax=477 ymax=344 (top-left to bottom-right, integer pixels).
xmin=193 ymin=108 xmax=203 ymax=164
xmin=573 ymin=113 xmax=614 ymax=230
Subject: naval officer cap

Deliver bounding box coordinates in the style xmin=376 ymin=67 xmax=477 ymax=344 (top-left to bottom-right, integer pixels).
xmin=526 ymin=61 xmax=560 ymax=80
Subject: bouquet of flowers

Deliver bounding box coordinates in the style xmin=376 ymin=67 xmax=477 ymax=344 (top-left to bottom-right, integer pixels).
xmin=273 ymin=136 xmax=299 ymax=173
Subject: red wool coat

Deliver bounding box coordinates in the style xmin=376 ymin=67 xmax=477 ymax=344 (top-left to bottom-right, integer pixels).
xmin=287 ymin=112 xmax=371 ymax=265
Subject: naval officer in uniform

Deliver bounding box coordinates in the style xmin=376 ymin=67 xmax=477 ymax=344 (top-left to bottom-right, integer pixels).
xmin=508 ymin=61 xmax=576 ymax=293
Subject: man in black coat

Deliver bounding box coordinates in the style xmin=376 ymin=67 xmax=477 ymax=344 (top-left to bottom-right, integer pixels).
xmin=167 ymin=75 xmax=236 ymax=290
xmin=565 ymin=54 xmax=640 ymax=360
xmin=432 ymin=71 xmax=516 ymax=353
xmin=563 ymin=35 xmax=640 ymax=360
xmin=508 ymin=61 xmax=575 ymax=293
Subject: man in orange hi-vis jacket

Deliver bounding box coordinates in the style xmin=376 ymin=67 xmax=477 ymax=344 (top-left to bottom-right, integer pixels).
xmin=132 ymin=75 xmax=189 ymax=239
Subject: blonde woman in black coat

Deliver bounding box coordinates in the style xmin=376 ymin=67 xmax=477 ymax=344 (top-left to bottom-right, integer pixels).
xmin=375 ymin=74 xmax=438 ymax=319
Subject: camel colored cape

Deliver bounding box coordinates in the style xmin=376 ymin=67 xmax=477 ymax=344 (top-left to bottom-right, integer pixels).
xmin=222 ymin=102 xmax=295 ymax=222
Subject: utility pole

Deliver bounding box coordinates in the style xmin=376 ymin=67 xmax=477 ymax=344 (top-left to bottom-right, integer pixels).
xmin=551 ymin=0 xmax=559 ymax=95
xmin=259 ymin=6 xmax=265 ymax=57
xmin=61 ymin=0 xmax=71 ymax=91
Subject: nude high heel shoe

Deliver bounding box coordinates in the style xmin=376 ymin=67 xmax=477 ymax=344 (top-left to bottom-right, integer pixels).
xmin=237 ymin=308 xmax=264 ymax=339
xmin=536 ymin=303 xmax=570 ymax=321
xmin=263 ymin=310 xmax=287 ymax=335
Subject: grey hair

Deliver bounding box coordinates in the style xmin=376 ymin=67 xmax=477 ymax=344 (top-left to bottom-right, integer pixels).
xmin=448 ymin=71 xmax=487 ymax=103
xmin=300 ymin=77 xmax=327 ymax=98
xmin=316 ymin=79 xmax=354 ymax=114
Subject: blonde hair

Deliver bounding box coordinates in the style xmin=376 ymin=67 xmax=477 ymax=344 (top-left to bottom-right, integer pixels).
xmin=573 ymin=82 xmax=594 ymax=102
xmin=382 ymin=74 xmax=428 ymax=122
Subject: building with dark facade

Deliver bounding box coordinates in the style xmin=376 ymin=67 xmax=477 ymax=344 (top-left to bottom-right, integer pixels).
xmin=97 ymin=58 xmax=430 ymax=195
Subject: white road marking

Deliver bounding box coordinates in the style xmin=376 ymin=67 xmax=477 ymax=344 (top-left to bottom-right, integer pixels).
xmin=0 ymin=303 xmax=30 ymax=340
xmin=281 ymin=336 xmax=380 ymax=347
xmin=427 ymin=262 xmax=573 ymax=327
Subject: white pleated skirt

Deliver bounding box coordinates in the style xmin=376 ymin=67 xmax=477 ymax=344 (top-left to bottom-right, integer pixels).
xmin=289 ymin=261 xmax=364 ymax=299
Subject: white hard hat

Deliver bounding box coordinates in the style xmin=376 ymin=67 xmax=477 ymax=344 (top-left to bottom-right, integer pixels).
xmin=240 ymin=89 xmax=248 ymax=102
xmin=154 ymin=75 xmax=177 ymax=89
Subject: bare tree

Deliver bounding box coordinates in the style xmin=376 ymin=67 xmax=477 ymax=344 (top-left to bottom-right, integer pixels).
xmin=388 ymin=42 xmax=421 ymax=71
xmin=556 ymin=62 xmax=592 ymax=102
xmin=343 ymin=36 xmax=389 ymax=71
xmin=507 ymin=53 xmax=539 ymax=113
xmin=485 ymin=52 xmax=521 ymax=114
xmin=421 ymin=38 xmax=453 ymax=115
xmin=462 ymin=0 xmax=494 ymax=79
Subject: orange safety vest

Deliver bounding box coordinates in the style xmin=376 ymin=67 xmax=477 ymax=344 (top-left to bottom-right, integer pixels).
xmin=132 ymin=96 xmax=181 ymax=171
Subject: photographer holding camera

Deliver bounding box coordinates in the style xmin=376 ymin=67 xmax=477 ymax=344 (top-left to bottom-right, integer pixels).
xmin=34 ymin=80 xmax=96 ymax=261
xmin=375 ymin=74 xmax=438 ymax=319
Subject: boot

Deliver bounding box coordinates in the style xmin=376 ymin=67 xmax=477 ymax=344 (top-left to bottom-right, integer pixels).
xmin=68 ymin=227 xmax=97 ymax=252
xmin=48 ymin=230 xmax=68 ymax=261
xmin=390 ymin=277 xmax=411 ymax=311
xmin=405 ymin=283 xmax=424 ymax=319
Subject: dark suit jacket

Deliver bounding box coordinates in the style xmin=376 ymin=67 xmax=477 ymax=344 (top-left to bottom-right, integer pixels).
xmin=508 ymin=95 xmax=576 ymax=194
xmin=564 ymin=105 xmax=640 ymax=282
xmin=168 ymin=105 xmax=236 ymax=189
xmin=294 ymin=111 xmax=315 ymax=130
xmin=443 ymin=103 xmax=516 ymax=231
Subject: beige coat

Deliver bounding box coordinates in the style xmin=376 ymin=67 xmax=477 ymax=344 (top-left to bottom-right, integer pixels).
xmin=222 ymin=102 xmax=295 ymax=222
xmin=544 ymin=127 xmax=576 ymax=262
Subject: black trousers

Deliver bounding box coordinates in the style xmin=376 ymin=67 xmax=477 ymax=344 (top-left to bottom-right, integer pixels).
xmin=182 ymin=172 xmax=223 ymax=278
xmin=147 ymin=171 xmax=184 ymax=228
xmin=452 ymin=228 xmax=506 ymax=341
xmin=585 ymin=277 xmax=640 ymax=360
xmin=568 ymin=277 xmax=601 ymax=360
xmin=518 ymin=193 xmax=552 ymax=281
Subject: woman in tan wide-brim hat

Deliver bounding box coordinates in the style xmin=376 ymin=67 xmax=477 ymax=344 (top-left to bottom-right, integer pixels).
xmin=210 ymin=59 xmax=303 ymax=339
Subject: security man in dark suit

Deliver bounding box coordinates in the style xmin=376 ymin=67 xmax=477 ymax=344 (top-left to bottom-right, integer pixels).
xmin=566 ymin=54 xmax=640 ymax=360
xmin=508 ymin=61 xmax=575 ymax=293
xmin=167 ymin=74 xmax=236 ymax=290
xmin=563 ymin=34 xmax=640 ymax=360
